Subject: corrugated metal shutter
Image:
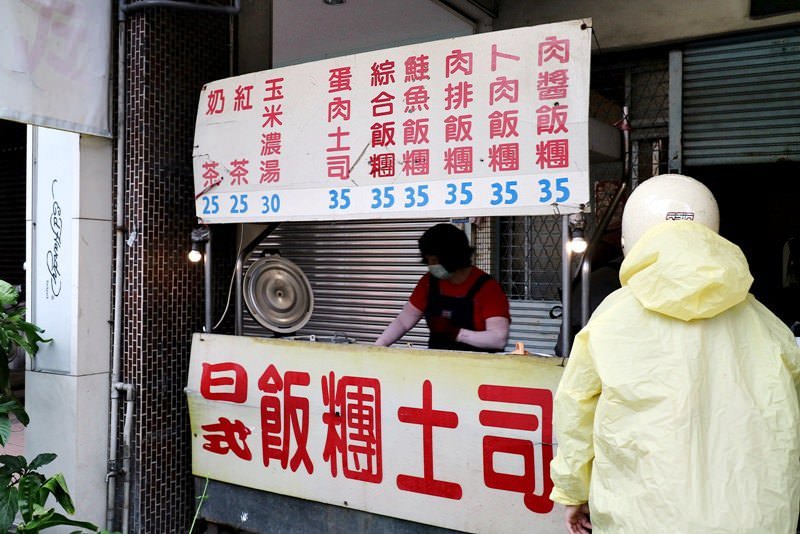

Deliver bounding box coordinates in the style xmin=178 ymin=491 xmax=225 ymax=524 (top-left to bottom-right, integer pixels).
xmin=506 ymin=300 xmax=560 ymax=355
xmin=683 ymin=29 xmax=800 ymax=166
xmin=242 ymin=218 xmax=447 ymax=346
xmin=0 ymin=121 xmax=27 ymax=292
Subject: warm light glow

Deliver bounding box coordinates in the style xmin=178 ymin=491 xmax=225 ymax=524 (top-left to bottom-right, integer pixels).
xmin=568 ymin=237 xmax=587 ymax=254
xmin=188 ymin=249 xmax=203 ymax=263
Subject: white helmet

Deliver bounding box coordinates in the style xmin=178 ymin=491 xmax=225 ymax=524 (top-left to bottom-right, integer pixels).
xmin=621 ymin=174 xmax=719 ymax=255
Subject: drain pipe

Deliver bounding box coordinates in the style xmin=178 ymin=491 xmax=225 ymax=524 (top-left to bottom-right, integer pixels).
xmin=107 ymin=4 xmax=134 ymax=531
xmin=119 ymin=383 xmax=136 ymax=534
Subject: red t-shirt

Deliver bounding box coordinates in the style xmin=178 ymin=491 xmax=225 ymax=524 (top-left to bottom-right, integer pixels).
xmin=409 ymin=267 xmax=510 ymax=331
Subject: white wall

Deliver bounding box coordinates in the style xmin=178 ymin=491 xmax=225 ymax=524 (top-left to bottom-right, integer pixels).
xmin=496 ymin=0 xmax=800 ymax=50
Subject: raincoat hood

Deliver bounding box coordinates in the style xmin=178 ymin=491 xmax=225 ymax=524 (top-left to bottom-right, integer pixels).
xmin=619 ymin=220 xmax=753 ymax=321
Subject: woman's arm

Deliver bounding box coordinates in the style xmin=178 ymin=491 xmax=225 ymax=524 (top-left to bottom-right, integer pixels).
xmin=375 ymin=302 xmax=424 ymax=346
xmin=455 ymin=316 xmax=509 ymax=351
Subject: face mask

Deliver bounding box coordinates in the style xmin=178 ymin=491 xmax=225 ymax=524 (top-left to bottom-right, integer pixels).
xmin=428 ymin=264 xmax=452 ymax=279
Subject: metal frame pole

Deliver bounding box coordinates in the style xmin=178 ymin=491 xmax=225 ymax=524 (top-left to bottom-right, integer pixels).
xmin=561 ymin=215 xmax=572 ymax=357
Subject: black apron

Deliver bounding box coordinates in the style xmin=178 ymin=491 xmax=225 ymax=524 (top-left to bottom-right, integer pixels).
xmin=425 ymin=273 xmax=494 ymax=352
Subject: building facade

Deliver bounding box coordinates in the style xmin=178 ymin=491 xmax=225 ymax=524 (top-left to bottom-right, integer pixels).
xmin=1 ymin=0 xmax=798 ymax=532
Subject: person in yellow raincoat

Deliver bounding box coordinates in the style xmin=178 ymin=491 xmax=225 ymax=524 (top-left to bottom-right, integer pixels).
xmin=550 ymin=174 xmax=800 ymax=534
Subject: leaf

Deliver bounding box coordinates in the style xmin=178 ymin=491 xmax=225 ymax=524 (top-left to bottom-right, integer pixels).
xmin=0 ymin=359 xmax=9 ymax=398
xmin=0 ymin=454 xmax=28 ymax=473
xmin=17 ymin=321 xmax=51 ymax=357
xmin=19 ymin=510 xmax=99 ymax=532
xmin=0 ymin=414 xmax=10 ymax=447
xmin=0 ymin=281 xmax=18 ymax=307
xmin=0 ymin=485 xmax=19 ymax=533
xmin=28 ymin=453 xmax=57 ymax=471
xmin=42 ymin=473 xmax=75 ymax=514
xmin=0 ymin=396 xmax=31 ymax=427
xmin=11 ymin=403 xmax=29 ymax=427
xmin=18 ymin=472 xmax=43 ymax=523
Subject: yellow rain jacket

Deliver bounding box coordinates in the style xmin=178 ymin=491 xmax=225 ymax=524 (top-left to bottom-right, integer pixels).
xmin=550 ymin=221 xmax=800 ymax=533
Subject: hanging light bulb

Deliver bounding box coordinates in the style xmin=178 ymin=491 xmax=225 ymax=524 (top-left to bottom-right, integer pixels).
xmin=567 ymin=208 xmax=588 ymax=254
xmin=568 ymin=228 xmax=588 ymax=254
xmin=188 ymin=226 xmax=210 ymax=263
xmin=188 ymin=242 xmax=203 ymax=263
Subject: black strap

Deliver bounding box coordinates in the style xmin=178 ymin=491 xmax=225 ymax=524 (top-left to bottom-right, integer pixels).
xmin=429 ymin=275 xmax=440 ymax=298
xmin=464 ymin=273 xmax=491 ymax=300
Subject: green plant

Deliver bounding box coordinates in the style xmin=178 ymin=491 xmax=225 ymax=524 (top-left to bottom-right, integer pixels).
xmin=0 ymin=281 xmax=49 ymax=446
xmin=0 ymin=453 xmax=99 ymax=533
xmin=188 ymin=477 xmax=209 ymax=534
xmin=0 ymin=280 xmax=110 ymax=533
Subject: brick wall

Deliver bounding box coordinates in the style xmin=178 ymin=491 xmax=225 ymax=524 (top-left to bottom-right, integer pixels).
xmin=121 ymin=7 xmax=231 ymax=532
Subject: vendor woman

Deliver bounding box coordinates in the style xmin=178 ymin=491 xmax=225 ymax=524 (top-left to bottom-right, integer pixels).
xmin=376 ymin=223 xmax=510 ymax=352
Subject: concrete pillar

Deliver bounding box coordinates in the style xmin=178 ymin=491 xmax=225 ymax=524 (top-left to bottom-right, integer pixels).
xmin=25 ymin=126 xmax=111 ymax=530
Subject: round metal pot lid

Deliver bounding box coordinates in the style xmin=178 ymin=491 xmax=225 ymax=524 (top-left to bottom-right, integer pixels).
xmin=243 ymin=255 xmax=314 ymax=333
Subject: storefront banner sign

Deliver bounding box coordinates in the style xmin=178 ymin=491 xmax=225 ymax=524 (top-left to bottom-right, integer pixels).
xmin=187 ymin=334 xmax=566 ymax=533
xmin=0 ymin=0 xmax=111 ymax=137
xmin=30 ymin=127 xmax=77 ymax=373
xmin=193 ymin=20 xmax=592 ymax=223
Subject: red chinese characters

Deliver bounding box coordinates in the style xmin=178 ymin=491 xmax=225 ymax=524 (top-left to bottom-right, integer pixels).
xmin=201 ymin=161 xmax=222 ymax=190
xmin=260 ymin=132 xmax=282 ymax=183
xmin=369 ymin=153 xmax=395 ymax=178
xmin=441 ymin=47 xmax=477 ymax=176
xmin=321 ymin=372 xmax=383 ymax=482
xmin=396 ymin=380 xmax=462 ymax=500
xmin=484 ymin=42 xmax=520 ymax=176
xmin=445 ymin=49 xmax=473 ymax=78
xmin=371 ymin=59 xmax=396 ymax=87
xmin=404 ymin=86 xmax=430 ymax=113
xmin=444 ymin=81 xmax=473 ymax=111
xmin=401 ymin=149 xmax=430 ymax=177
xmin=387 ymin=53 xmax=433 ymax=182
xmin=199 ymin=362 xmax=251 ymax=461
xmin=479 ymin=384 xmax=554 ymax=513
xmin=200 ymin=362 xmax=248 ymax=403
xmin=326 ymin=66 xmax=353 ymax=180
xmin=443 ymin=146 xmax=473 ymax=175
xmin=229 ymin=158 xmax=249 ymax=186
xmin=234 ymin=84 xmax=253 ymax=111
xmin=535 ymin=36 xmax=572 ymax=169
xmin=206 ymin=88 xmax=225 ymax=115
xmin=371 ymin=122 xmax=396 ymax=148
xmin=404 ymin=54 xmax=430 ymax=82
xmin=488 ymin=110 xmax=519 ymax=139
xmin=258 ymin=364 xmax=314 ymax=473
xmin=371 ymin=91 xmax=395 ymax=117
xmin=368 ymin=86 xmax=398 ymax=178
xmin=196 ymin=357 xmax=557 ymax=517
xmin=488 ymin=143 xmax=520 ymax=172
xmin=201 ymin=417 xmax=252 ymax=461
xmin=444 ymin=115 xmax=473 ymax=143
xmin=260 ymin=77 xmax=285 ymax=184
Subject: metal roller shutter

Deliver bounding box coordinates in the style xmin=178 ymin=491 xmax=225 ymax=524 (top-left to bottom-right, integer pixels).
xmin=683 ymin=28 xmax=800 ymax=166
xmin=242 ymin=218 xmax=447 ymax=346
